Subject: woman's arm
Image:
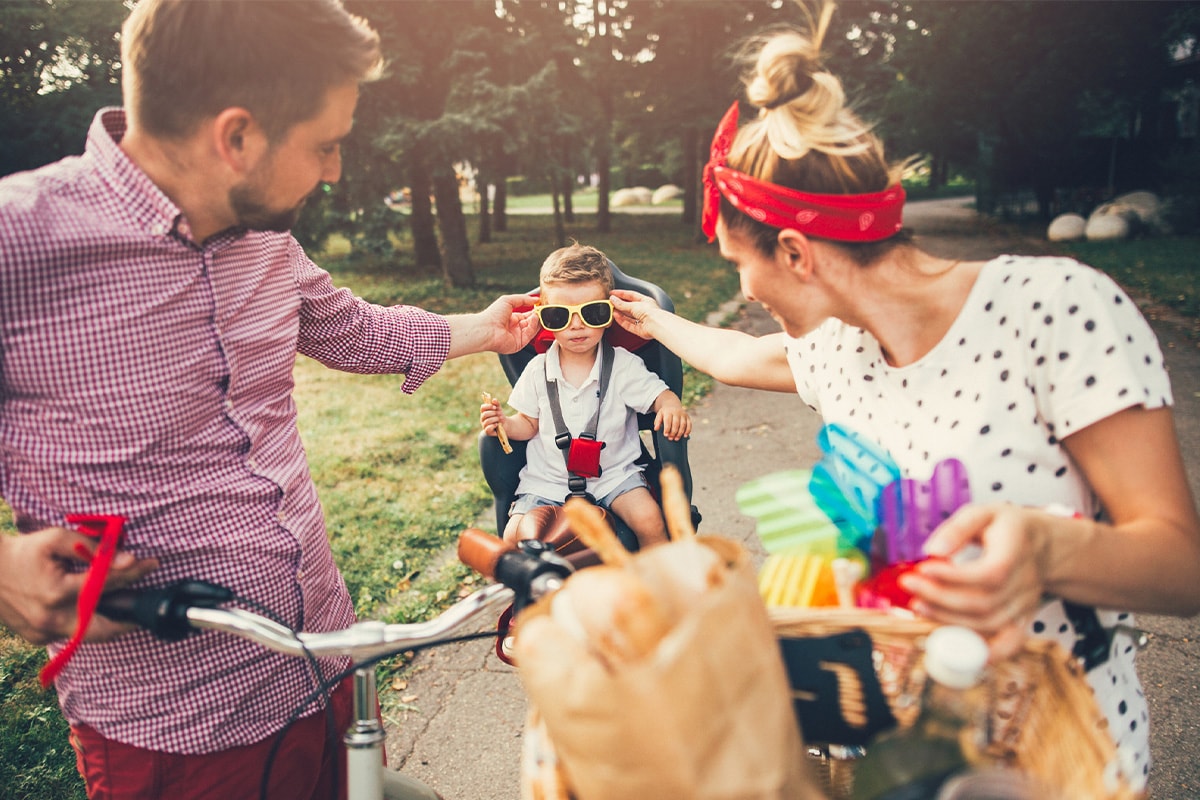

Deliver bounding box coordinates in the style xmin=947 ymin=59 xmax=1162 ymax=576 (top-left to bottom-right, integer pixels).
xmin=610 ymin=290 xmax=796 ymax=392
xmin=903 ymin=405 xmax=1200 ymax=654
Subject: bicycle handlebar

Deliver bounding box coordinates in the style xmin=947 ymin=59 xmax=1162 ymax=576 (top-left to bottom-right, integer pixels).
xmin=97 ymin=528 xmax=572 ymax=663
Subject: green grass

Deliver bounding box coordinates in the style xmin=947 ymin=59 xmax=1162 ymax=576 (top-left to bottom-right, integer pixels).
xmin=1055 ymin=237 xmax=1200 ymax=323
xmin=0 ymin=211 xmax=733 ymax=800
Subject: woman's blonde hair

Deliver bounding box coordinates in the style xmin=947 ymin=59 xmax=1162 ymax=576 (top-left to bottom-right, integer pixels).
xmin=724 ymin=2 xmax=909 ymax=261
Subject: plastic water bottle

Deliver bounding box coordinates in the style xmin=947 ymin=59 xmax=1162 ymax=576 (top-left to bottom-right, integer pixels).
xmin=850 ymin=626 xmax=991 ymax=800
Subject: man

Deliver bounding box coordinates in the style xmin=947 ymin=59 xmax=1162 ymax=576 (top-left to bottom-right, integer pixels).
xmin=0 ymin=1 xmax=537 ymax=797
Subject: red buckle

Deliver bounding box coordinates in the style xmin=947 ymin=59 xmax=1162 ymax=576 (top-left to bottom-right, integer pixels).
xmin=565 ymin=437 xmax=604 ymax=479
xmin=39 ymin=514 xmax=127 ymax=688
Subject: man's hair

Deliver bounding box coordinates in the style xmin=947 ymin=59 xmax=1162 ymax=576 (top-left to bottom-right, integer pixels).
xmin=539 ymin=243 xmax=615 ymax=295
xmin=121 ymin=0 xmax=383 ymax=141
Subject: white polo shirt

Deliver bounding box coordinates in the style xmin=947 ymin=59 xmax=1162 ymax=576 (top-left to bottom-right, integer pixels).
xmin=507 ymin=342 xmax=668 ymax=502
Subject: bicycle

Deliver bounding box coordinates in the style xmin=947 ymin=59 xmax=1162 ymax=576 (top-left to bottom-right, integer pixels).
xmin=97 ymin=529 xmax=572 ymax=800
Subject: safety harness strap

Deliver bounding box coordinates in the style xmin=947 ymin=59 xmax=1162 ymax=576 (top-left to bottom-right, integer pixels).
xmin=546 ymin=341 xmax=614 ymax=497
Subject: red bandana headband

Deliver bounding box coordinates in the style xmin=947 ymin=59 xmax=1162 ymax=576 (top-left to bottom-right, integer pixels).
xmin=701 ymin=101 xmax=905 ymax=243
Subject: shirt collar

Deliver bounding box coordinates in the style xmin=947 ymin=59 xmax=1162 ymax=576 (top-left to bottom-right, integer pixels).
xmin=545 ymin=342 xmax=604 ymax=388
xmin=88 ymin=108 xmax=188 ymax=241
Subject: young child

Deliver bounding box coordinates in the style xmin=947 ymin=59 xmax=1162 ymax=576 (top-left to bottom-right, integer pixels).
xmin=480 ymin=243 xmax=692 ymax=549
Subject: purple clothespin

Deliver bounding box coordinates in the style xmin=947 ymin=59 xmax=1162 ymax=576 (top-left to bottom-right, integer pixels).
xmin=877 ymin=458 xmax=971 ymax=565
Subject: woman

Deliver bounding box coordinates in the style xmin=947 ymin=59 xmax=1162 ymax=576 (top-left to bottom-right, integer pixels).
xmin=611 ymin=6 xmax=1200 ymax=790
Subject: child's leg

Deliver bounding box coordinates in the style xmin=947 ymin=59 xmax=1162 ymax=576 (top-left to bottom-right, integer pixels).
xmin=504 ymin=494 xmax=562 ymax=546
xmin=501 ymin=513 xmax=525 ymax=546
xmin=608 ymin=486 xmax=668 ymax=548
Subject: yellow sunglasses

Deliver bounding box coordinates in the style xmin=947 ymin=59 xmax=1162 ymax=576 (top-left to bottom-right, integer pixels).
xmin=535 ymin=299 xmax=614 ymax=331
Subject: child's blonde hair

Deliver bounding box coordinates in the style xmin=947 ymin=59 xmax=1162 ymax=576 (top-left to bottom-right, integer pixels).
xmin=539 ymin=242 xmax=614 ymax=295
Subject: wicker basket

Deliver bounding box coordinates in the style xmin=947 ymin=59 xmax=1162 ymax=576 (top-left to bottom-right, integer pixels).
xmin=519 ymin=608 xmax=1141 ymax=799
xmin=771 ymin=607 xmax=1141 ymax=800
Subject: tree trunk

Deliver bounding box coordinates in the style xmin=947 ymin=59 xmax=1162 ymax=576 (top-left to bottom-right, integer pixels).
xmin=493 ymin=176 xmax=508 ymax=233
xmin=550 ymin=173 xmax=566 ymax=248
xmin=408 ymin=161 xmax=441 ymax=270
xmin=928 ymin=152 xmax=947 ymax=192
xmin=681 ymin=126 xmax=699 ymax=232
xmin=596 ymin=116 xmax=612 ymax=234
xmin=432 ymin=165 xmax=474 ymax=288
xmin=561 ymin=171 xmax=575 ymax=224
xmin=477 ymin=175 xmax=492 ymax=245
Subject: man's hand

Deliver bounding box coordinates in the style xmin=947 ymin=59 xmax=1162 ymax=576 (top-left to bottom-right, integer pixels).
xmin=0 ymin=528 xmax=159 ymax=645
xmin=447 ymin=293 xmax=540 ymax=359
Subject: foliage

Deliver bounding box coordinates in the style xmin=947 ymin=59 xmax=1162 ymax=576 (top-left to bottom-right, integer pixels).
xmin=867 ymin=1 xmax=1188 ymax=214
xmin=0 ymin=0 xmax=125 ymax=177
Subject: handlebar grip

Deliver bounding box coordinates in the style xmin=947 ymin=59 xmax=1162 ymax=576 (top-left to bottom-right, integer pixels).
xmin=96 ymin=581 xmax=233 ymax=641
xmin=457 ymin=528 xmax=514 ymax=580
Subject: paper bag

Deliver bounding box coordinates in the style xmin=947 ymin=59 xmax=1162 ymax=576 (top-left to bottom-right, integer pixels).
xmin=513 ymin=536 xmax=823 ymax=800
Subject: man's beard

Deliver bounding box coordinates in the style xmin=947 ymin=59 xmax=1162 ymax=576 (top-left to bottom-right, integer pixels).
xmin=229 ymin=183 xmax=307 ymax=233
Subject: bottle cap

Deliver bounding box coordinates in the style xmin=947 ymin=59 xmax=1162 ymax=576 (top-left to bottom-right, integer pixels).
xmin=924 ymin=626 xmax=988 ymax=689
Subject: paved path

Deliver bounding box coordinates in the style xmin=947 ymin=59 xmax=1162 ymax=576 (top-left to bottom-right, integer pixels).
xmin=386 ymin=197 xmax=1200 ymax=799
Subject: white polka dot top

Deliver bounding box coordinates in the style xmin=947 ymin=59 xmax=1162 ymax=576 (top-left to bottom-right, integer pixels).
xmin=783 ymin=254 xmax=1173 ymax=788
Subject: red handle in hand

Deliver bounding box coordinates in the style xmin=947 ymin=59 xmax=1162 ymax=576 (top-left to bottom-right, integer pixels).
xmin=39 ymin=514 xmax=126 ymax=688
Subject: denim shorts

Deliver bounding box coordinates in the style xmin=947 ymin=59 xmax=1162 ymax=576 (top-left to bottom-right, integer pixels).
xmin=509 ymin=472 xmax=649 ymax=516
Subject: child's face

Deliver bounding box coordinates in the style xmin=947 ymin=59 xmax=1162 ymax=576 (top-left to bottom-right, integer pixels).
xmin=539 ymin=281 xmax=610 ymax=356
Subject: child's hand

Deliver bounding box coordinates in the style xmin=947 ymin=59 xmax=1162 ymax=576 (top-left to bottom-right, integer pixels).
xmin=654 ymin=406 xmax=692 ymax=441
xmin=480 ymin=397 xmax=504 ymax=438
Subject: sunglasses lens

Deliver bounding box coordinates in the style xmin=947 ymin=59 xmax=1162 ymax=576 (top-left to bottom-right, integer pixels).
xmin=580 ymin=301 xmax=612 ymax=327
xmin=538 ymin=306 xmax=570 ymax=330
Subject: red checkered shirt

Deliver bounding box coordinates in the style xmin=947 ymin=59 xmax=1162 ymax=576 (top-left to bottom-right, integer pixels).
xmin=0 ymin=108 xmax=451 ymax=753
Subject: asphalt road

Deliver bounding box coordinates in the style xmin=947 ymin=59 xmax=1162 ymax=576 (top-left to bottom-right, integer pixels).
xmin=385 ymin=197 xmax=1200 ymax=799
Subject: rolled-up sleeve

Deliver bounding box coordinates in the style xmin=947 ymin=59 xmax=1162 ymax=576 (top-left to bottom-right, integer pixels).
xmin=292 ymin=241 xmax=451 ymax=393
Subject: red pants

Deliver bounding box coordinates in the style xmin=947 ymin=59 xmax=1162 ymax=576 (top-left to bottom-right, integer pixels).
xmin=70 ymin=678 xmax=363 ymax=800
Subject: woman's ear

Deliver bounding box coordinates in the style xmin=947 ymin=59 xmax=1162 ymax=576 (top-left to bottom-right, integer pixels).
xmin=212 ymin=108 xmax=267 ymax=175
xmin=776 ymin=228 xmax=814 ymax=280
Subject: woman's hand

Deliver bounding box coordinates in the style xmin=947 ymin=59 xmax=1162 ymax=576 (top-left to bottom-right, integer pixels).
xmin=610 ymin=290 xmax=662 ymax=340
xmin=897 ymin=503 xmax=1049 ymax=660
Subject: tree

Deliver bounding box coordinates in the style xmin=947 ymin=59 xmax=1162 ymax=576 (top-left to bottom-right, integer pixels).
xmin=624 ymin=1 xmax=790 ymax=236
xmin=0 ymin=0 xmax=125 ymax=177
xmin=350 ymin=0 xmax=514 ymax=287
xmin=876 ymin=1 xmax=1182 ymax=215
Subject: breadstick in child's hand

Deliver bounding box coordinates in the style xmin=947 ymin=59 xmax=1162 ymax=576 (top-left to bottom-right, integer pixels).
xmin=480 ymin=391 xmax=513 ymax=454
xmin=659 ymin=464 xmax=695 ymax=541
xmin=565 ymin=497 xmax=629 ymax=566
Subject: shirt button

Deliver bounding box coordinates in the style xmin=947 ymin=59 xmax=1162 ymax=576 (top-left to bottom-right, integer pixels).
xmin=225 ymin=399 xmax=235 ymax=411
xmin=296 ymin=570 xmax=305 ymax=580
xmin=277 ymin=511 xmax=286 ymax=523
xmin=248 ymin=458 xmax=257 ymax=470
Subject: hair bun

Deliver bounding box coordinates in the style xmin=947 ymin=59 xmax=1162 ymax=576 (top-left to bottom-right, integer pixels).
xmin=745 ymin=34 xmax=821 ymax=111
